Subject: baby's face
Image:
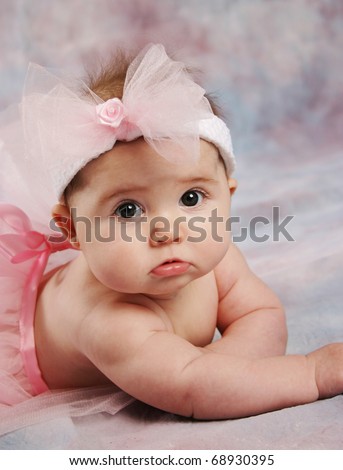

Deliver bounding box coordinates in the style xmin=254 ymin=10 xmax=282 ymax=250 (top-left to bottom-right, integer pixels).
xmin=69 ymin=138 xmax=235 ymax=298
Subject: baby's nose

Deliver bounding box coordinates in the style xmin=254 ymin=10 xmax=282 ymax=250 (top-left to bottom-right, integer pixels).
xmin=149 ymin=219 xmax=181 ymax=246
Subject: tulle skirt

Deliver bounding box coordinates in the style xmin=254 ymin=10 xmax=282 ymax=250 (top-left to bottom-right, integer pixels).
xmin=0 ymin=255 xmax=135 ymax=436
xmin=0 ymin=245 xmax=46 ymax=406
xmin=0 ymin=204 xmax=135 ymax=437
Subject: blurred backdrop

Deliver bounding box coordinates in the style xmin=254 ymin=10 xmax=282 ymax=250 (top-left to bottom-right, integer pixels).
xmin=1 ymin=0 xmax=342 ymax=160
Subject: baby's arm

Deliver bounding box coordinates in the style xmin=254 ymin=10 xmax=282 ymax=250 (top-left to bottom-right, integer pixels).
xmin=79 ymin=301 xmax=343 ymax=420
xmin=211 ymin=243 xmax=287 ymax=358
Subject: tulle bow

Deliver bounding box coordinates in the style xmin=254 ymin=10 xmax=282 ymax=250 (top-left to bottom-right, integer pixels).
xmin=0 ymin=204 xmax=71 ymax=266
xmin=22 ymin=44 xmax=234 ymax=200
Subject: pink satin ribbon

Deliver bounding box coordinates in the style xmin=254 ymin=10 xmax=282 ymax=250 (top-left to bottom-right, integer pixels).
xmin=0 ymin=204 xmax=72 ymax=395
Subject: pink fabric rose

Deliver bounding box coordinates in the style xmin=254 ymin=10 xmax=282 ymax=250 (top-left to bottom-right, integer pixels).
xmin=96 ymin=98 xmax=125 ymax=128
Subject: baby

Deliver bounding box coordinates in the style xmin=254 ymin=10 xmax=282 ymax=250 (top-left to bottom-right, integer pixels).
xmin=0 ymin=44 xmax=342 ymax=419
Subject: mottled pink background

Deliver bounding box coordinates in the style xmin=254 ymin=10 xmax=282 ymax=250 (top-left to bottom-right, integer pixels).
xmin=0 ymin=0 xmax=342 ymax=157
xmin=1 ymin=0 xmax=343 ymax=449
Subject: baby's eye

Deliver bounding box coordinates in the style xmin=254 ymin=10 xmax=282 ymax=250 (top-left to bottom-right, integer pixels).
xmin=179 ymin=190 xmax=205 ymax=207
xmin=114 ymin=201 xmax=143 ymax=219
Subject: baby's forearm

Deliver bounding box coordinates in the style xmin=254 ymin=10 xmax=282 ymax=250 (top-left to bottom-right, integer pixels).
xmin=94 ymin=321 xmax=343 ymax=420
xmin=182 ymin=351 xmax=319 ymax=419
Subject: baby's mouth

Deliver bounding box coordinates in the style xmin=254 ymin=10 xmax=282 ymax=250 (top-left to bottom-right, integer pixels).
xmin=151 ymin=259 xmax=190 ymax=277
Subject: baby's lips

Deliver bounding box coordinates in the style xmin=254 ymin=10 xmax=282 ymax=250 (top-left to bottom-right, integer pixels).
xmin=151 ymin=259 xmax=190 ymax=277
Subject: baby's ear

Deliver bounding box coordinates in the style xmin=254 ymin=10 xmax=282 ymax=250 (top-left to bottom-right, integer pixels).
xmin=228 ymin=178 xmax=237 ymax=196
xmin=51 ymin=203 xmax=80 ymax=250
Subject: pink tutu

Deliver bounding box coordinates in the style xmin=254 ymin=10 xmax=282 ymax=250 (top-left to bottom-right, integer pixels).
xmin=0 ymin=263 xmax=46 ymax=405
xmin=0 ymin=204 xmax=135 ymax=436
xmin=0 ymin=204 xmax=53 ymax=405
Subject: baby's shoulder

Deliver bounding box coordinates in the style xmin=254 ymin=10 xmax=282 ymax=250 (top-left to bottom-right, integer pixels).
xmin=86 ymin=295 xmax=167 ymax=330
xmin=77 ymin=296 xmax=169 ymax=363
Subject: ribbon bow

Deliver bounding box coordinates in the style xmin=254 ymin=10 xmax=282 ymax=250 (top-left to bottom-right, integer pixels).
xmin=0 ymin=204 xmax=71 ymax=266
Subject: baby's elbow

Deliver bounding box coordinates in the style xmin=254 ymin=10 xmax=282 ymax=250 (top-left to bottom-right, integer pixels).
xmin=178 ymin=377 xmax=234 ymax=421
xmin=181 ymin=385 xmax=239 ymax=421
xmin=173 ymin=365 xmax=214 ymax=420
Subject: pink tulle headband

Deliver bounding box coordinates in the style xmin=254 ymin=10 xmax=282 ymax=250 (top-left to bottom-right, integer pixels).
xmin=22 ymin=44 xmax=235 ymax=200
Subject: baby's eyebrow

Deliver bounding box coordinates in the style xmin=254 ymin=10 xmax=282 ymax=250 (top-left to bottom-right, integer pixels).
xmin=96 ymin=184 xmax=148 ymax=204
xmin=95 ymin=177 xmax=217 ymax=206
xmin=178 ymin=176 xmax=218 ymax=185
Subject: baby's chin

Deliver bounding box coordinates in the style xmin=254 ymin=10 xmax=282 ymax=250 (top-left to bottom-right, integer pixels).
xmin=99 ymin=280 xmax=182 ymax=300
xmin=136 ymin=282 xmax=187 ymax=300
xmin=116 ymin=280 xmax=190 ymax=301
xmin=140 ymin=275 xmax=203 ymax=301
xmin=142 ymin=289 xmax=180 ymax=301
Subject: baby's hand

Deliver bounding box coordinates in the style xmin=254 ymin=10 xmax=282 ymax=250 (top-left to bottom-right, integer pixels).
xmin=307 ymin=343 xmax=343 ymax=399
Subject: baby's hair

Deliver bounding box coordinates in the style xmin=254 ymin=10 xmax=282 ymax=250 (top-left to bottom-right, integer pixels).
xmin=63 ymin=49 xmax=225 ymax=206
xmin=86 ymin=49 xmax=129 ymax=101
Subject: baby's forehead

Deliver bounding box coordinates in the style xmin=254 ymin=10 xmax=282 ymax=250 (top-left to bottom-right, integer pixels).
xmin=83 ymin=139 xmax=223 ymax=187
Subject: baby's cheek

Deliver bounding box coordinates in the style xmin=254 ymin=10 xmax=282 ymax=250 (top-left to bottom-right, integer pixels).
xmin=202 ymin=215 xmax=231 ymax=247
xmin=91 ymin=243 xmax=144 ymax=291
xmin=186 ymin=236 xmax=227 ymax=280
